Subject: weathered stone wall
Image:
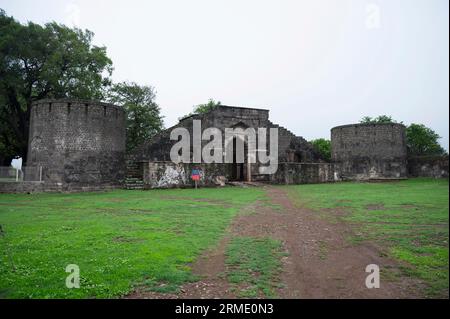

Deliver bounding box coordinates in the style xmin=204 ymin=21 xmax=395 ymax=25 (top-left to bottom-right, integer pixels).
xmin=136 ymin=106 xmax=321 ymax=163
xmin=331 ymin=123 xmax=408 ymax=180
xmin=269 ymin=163 xmax=334 ymax=184
xmin=142 ymin=161 xmax=231 ymax=188
xmin=0 ymin=181 xmax=44 ymax=193
xmin=135 ymin=105 xmax=271 ymax=161
xmin=140 ymin=161 xmax=333 ymax=188
xmin=26 ymin=99 xmax=126 ymax=189
xmin=0 ymin=181 xmax=121 ymax=193
xmin=268 ymin=121 xmax=322 ymax=163
xmin=408 ymin=155 xmax=449 ymax=178
xmin=132 ymin=105 xmax=323 ymax=184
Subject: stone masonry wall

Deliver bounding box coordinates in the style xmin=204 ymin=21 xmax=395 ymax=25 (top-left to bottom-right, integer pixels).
xmin=142 ymin=161 xmax=231 ymax=188
xmin=331 ymin=123 xmax=408 ymax=180
xmin=135 ymin=106 xmax=321 ymax=163
xmin=133 ymin=105 xmax=324 ymax=184
xmin=0 ymin=181 xmax=122 ymax=193
xmin=26 ymin=99 xmax=126 ymax=189
xmin=408 ymin=155 xmax=449 ymax=178
xmin=134 ymin=105 xmax=271 ymax=161
xmin=140 ymin=161 xmax=333 ymax=188
xmin=269 ymin=163 xmax=334 ymax=184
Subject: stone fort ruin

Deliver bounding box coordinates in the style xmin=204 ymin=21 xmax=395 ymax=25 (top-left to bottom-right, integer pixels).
xmin=331 ymin=123 xmax=408 ymax=180
xmin=15 ymin=99 xmax=126 ymax=192
xmin=128 ymin=104 xmax=331 ymax=189
xmin=0 ymin=98 xmax=447 ymax=193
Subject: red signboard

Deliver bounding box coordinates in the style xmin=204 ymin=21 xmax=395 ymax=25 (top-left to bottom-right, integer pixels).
xmin=191 ymin=168 xmax=200 ymax=181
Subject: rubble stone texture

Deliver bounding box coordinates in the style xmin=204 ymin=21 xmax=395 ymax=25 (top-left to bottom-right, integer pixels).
xmin=26 ymin=99 xmax=126 ymax=190
xmin=331 ymin=123 xmax=408 ymax=180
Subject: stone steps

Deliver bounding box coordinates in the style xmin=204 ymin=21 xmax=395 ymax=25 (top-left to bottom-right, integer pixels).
xmin=124 ymin=180 xmax=144 ymax=190
xmin=227 ymin=181 xmax=266 ymax=187
xmin=268 ymin=120 xmax=322 ymax=162
xmin=125 ymin=160 xmax=144 ymax=190
xmin=252 ymin=174 xmax=270 ymax=182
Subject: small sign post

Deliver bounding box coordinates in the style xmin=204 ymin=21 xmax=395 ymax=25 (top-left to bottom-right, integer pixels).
xmin=191 ymin=168 xmax=200 ymax=189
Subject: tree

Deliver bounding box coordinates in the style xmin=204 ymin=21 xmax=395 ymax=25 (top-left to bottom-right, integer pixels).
xmin=193 ymin=98 xmax=221 ymax=114
xmin=180 ymin=98 xmax=221 ymax=120
xmin=360 ymin=115 xmax=400 ymax=124
xmin=406 ymin=124 xmax=446 ymax=156
xmin=0 ymin=10 xmax=113 ymax=163
xmin=107 ymin=82 xmax=164 ymax=152
xmin=310 ymin=138 xmax=331 ymax=161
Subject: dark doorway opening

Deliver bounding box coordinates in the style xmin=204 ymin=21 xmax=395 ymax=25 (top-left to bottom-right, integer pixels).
xmin=231 ymin=163 xmax=244 ymax=181
xmin=231 ymin=136 xmax=245 ymax=181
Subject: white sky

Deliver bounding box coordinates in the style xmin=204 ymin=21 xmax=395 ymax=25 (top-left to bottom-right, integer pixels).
xmin=1 ymin=0 xmax=448 ymax=149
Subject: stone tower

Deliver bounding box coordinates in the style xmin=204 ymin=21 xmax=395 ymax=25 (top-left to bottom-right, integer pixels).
xmin=27 ymin=99 xmax=126 ymax=190
xmin=331 ymin=123 xmax=407 ymax=180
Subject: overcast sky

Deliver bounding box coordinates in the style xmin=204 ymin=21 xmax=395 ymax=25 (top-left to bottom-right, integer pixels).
xmin=1 ymin=0 xmax=448 ymax=149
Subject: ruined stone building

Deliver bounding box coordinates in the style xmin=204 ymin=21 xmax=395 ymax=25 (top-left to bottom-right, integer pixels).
xmin=0 ymin=98 xmax=447 ymax=193
xmin=128 ymin=105 xmax=333 ymax=189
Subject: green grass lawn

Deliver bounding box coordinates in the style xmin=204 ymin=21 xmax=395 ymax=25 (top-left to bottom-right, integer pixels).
xmin=225 ymin=236 xmax=285 ymax=298
xmin=0 ymin=187 xmax=264 ymax=298
xmin=285 ymin=178 xmax=449 ymax=298
xmin=1 ymin=178 xmax=447 ymax=299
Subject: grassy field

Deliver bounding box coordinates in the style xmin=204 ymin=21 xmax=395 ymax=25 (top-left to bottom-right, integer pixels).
xmin=1 ymin=178 xmax=448 ymax=299
xmin=0 ymin=187 xmax=264 ymax=298
xmin=285 ymin=178 xmax=449 ymax=297
xmin=225 ymin=236 xmax=285 ymax=298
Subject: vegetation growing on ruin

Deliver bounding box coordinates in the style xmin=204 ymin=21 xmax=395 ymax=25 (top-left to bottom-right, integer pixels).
xmin=179 ymin=98 xmax=222 ymax=120
xmin=360 ymin=115 xmax=400 ymax=124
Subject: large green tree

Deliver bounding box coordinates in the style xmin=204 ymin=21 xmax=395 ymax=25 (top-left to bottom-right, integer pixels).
xmin=0 ymin=10 xmax=112 ymax=163
xmin=406 ymin=124 xmax=446 ymax=156
xmin=107 ymin=82 xmax=164 ymax=152
xmin=310 ymin=138 xmax=331 ymax=161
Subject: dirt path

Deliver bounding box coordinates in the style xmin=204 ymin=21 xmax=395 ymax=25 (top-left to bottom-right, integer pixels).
xmin=126 ymin=186 xmax=423 ymax=299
